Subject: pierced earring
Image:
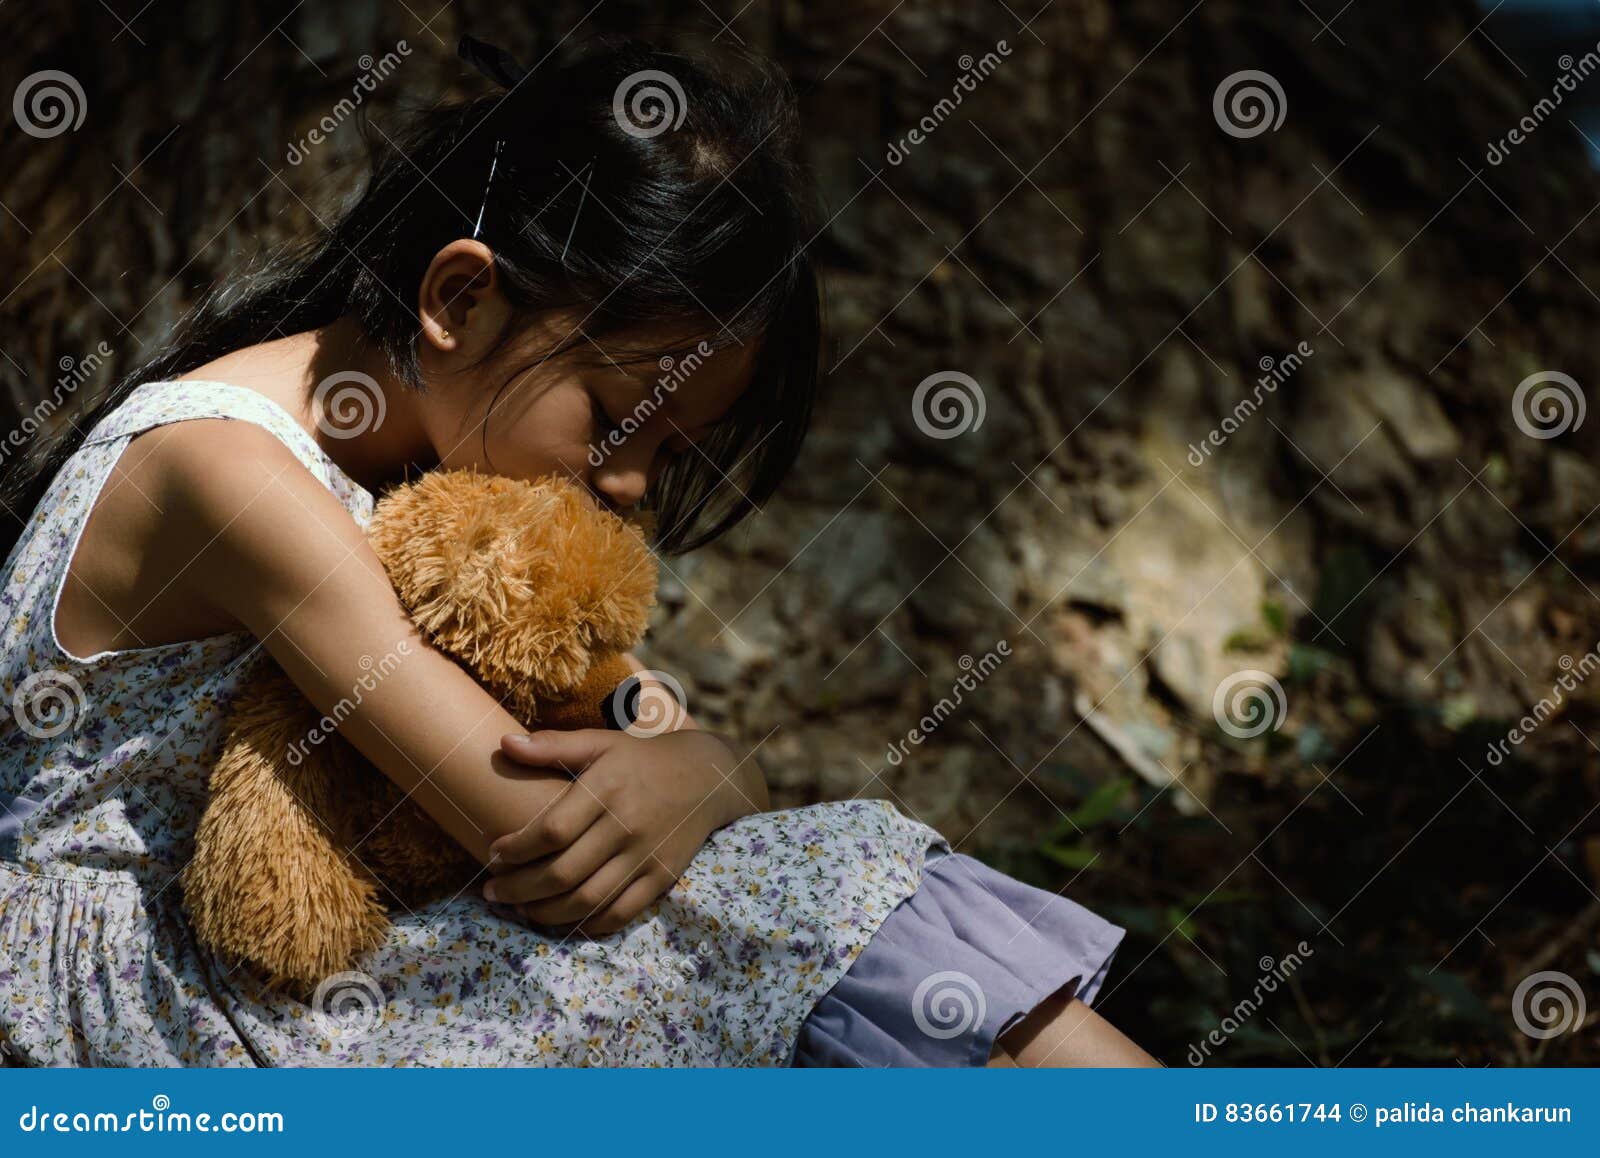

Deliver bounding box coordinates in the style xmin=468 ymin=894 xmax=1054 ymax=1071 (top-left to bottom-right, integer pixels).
xmin=440 ymin=328 xmax=451 ymax=339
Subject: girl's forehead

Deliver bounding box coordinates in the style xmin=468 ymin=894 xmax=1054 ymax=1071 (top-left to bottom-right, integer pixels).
xmin=583 ymin=316 xmax=755 ymax=376
xmin=627 ymin=338 xmax=757 ymax=429
xmin=501 ymin=310 xmax=758 ymax=423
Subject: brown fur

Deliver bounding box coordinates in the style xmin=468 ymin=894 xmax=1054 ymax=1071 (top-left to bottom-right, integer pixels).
xmin=182 ymin=472 xmax=657 ymax=991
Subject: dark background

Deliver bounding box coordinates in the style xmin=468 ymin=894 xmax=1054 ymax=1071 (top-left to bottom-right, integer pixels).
xmin=3 ymin=0 xmax=1598 ymax=1065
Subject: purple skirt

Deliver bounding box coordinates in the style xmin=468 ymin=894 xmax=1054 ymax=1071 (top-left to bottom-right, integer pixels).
xmin=791 ymin=850 xmax=1124 ymax=1067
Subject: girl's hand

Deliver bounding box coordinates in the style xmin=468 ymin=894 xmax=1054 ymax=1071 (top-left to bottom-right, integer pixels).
xmin=484 ymin=729 xmax=766 ymax=935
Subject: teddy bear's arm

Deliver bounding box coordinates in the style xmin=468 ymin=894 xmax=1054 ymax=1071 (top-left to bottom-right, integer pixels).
xmin=184 ymin=666 xmax=391 ymax=991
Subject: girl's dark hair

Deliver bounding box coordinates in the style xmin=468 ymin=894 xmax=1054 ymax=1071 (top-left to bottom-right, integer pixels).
xmin=0 ymin=38 xmax=820 ymax=558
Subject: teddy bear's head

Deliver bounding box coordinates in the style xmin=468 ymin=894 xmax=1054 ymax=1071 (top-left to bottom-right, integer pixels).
xmin=364 ymin=470 xmax=659 ymax=725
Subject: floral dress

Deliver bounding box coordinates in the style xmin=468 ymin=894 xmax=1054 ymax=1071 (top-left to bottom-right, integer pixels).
xmin=0 ymin=380 xmax=944 ymax=1067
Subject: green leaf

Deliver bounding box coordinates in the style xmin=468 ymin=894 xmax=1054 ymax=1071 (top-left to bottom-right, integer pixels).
xmin=1177 ymin=888 xmax=1258 ymax=907
xmin=1069 ymin=776 xmax=1133 ymax=829
xmin=1165 ymin=905 xmax=1199 ymax=942
xmin=1039 ymin=843 xmax=1101 ymax=871
xmin=1224 ymin=626 xmax=1276 ymax=652
xmin=1439 ymin=694 xmax=1477 ymax=731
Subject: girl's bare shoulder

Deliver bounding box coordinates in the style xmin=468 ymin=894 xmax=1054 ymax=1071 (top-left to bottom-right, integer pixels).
xmin=58 ymin=419 xmax=370 ymax=655
xmin=143 ymin=418 xmax=374 ymax=592
xmin=57 ymin=420 xmax=299 ymax=653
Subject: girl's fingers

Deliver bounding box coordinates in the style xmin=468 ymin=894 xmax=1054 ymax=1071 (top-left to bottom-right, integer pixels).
xmin=488 ymin=782 xmax=604 ymax=866
xmin=580 ymin=874 xmax=667 ymax=937
xmin=484 ymin=820 xmax=622 ymax=906
xmin=499 ymin=729 xmax=618 ymax=776
xmin=520 ymin=855 xmax=638 ymax=927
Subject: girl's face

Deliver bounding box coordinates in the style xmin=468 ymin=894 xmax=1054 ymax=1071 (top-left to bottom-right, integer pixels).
xmin=411 ymin=244 xmax=757 ymax=513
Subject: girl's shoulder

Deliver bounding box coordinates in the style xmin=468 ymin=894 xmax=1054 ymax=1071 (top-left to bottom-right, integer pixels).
xmin=46 ymin=409 xmax=361 ymax=661
xmin=4 ymin=383 xmax=359 ymax=666
xmin=124 ymin=406 xmax=319 ymax=507
xmin=86 ymin=380 xmax=374 ymax=524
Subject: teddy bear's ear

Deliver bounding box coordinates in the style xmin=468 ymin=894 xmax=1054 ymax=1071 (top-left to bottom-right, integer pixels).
xmin=365 ymin=471 xmax=658 ymax=699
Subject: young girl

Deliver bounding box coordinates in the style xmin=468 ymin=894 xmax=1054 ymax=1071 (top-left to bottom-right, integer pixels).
xmin=0 ymin=36 xmax=1154 ymax=1068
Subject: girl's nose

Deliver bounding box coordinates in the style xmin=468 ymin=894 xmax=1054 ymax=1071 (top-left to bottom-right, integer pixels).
xmin=591 ymin=424 xmax=670 ymax=512
xmin=592 ymin=461 xmax=650 ymax=511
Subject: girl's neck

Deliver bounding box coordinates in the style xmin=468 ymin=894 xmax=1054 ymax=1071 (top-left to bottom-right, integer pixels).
xmin=177 ymin=318 xmax=436 ymax=492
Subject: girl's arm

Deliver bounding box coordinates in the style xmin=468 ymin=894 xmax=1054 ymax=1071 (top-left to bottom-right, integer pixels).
xmin=151 ymin=420 xmax=755 ymax=872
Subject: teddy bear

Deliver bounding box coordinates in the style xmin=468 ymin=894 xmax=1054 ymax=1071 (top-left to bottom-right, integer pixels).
xmin=181 ymin=470 xmax=661 ymax=991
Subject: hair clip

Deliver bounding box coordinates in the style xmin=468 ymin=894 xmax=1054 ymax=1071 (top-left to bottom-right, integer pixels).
xmin=458 ymin=37 xmax=526 ymax=242
xmin=561 ymin=160 xmax=595 ymax=266
xmin=472 ymin=138 xmax=504 ymax=240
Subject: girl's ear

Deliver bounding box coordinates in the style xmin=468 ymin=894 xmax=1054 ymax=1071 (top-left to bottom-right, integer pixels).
xmin=417 ymin=239 xmax=509 ymax=357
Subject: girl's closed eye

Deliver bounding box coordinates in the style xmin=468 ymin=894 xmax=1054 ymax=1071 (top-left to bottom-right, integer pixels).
xmin=589 ymin=387 xmax=696 ymax=458
xmin=589 ymin=394 xmax=620 ymax=439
